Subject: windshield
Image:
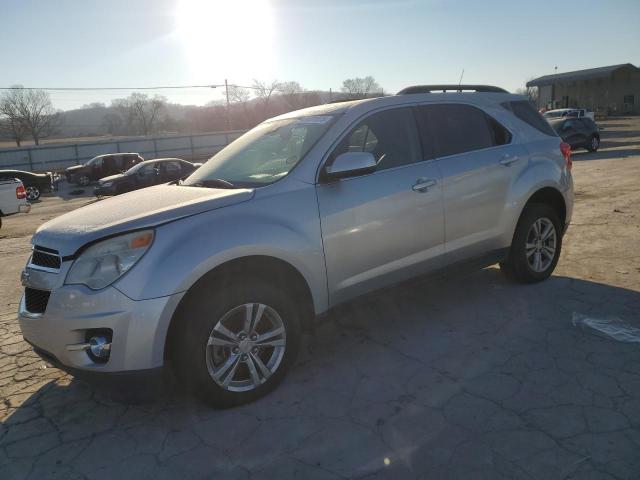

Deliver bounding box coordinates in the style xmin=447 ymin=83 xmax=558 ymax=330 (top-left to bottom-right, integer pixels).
xmin=544 ymin=111 xmax=566 ymax=118
xmin=183 ymin=115 xmax=336 ymax=187
xmin=124 ymin=162 xmax=148 ymax=175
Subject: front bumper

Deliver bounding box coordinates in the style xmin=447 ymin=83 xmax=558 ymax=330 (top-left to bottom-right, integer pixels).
xmin=18 ymin=282 xmax=184 ymax=374
xmin=94 ymin=185 xmax=116 ymax=196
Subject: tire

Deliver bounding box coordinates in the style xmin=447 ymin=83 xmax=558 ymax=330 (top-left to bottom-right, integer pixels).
xmin=586 ymin=135 xmax=599 ymax=152
xmin=79 ymin=175 xmax=90 ymax=186
xmin=173 ymin=278 xmax=301 ymax=408
xmin=500 ymin=203 xmax=562 ymax=283
xmin=25 ymin=186 xmax=40 ymax=201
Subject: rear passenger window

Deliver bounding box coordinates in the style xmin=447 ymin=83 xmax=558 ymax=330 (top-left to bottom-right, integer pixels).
xmin=416 ymin=104 xmax=501 ymax=158
xmin=329 ymin=108 xmax=421 ymax=171
xmin=502 ymin=100 xmax=556 ymax=136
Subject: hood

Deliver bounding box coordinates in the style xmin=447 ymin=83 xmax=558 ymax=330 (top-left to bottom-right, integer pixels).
xmin=33 ymin=184 xmax=254 ymax=256
xmin=66 ymin=165 xmax=84 ymax=173
xmin=98 ymin=174 xmax=124 ymax=184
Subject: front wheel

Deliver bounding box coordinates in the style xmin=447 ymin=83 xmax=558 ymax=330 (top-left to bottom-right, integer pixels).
xmin=173 ymin=279 xmax=301 ymax=408
xmin=500 ymin=203 xmax=562 ymax=283
xmin=78 ymin=175 xmax=90 ymax=186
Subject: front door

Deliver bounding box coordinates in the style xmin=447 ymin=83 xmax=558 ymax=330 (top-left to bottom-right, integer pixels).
xmin=316 ymin=107 xmax=445 ymax=306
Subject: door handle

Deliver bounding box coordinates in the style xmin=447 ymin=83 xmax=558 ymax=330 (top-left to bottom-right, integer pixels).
xmin=412 ymin=178 xmax=437 ymax=192
xmin=499 ymin=154 xmax=519 ymax=166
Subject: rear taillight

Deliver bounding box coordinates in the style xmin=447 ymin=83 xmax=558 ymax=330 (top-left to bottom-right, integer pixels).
xmin=16 ymin=185 xmax=26 ymax=199
xmin=560 ymin=141 xmax=572 ymax=172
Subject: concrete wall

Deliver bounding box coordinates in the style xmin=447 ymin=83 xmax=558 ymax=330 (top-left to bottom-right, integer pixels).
xmin=0 ymin=130 xmax=247 ymax=173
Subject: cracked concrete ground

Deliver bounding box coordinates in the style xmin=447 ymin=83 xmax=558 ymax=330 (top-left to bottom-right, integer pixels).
xmin=1 ymin=118 xmax=640 ymax=479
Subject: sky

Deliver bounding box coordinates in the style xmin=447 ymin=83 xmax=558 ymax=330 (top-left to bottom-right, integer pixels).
xmin=1 ymin=0 xmax=639 ymax=111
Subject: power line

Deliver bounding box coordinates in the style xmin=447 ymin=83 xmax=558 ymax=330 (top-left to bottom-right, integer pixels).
xmin=0 ymin=85 xmax=223 ymax=91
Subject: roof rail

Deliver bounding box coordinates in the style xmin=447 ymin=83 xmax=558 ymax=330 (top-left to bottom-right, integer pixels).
xmin=397 ymin=85 xmax=509 ymax=94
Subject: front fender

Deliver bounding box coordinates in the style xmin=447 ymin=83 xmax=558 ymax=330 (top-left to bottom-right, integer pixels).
xmin=114 ymin=186 xmax=328 ymax=314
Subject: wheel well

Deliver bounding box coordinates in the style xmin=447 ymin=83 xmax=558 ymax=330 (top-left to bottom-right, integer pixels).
xmin=525 ymin=187 xmax=566 ymax=229
xmin=164 ymin=256 xmax=315 ymax=363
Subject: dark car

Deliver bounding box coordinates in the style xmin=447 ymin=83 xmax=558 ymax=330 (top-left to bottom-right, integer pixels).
xmin=0 ymin=169 xmax=53 ymax=201
xmin=65 ymin=153 xmax=144 ymax=186
xmin=94 ymin=158 xmax=202 ymax=196
xmin=549 ymin=117 xmax=600 ymax=152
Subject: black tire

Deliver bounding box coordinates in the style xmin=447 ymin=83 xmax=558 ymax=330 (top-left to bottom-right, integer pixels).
xmin=500 ymin=203 xmax=562 ymax=283
xmin=78 ymin=175 xmax=90 ymax=186
xmin=173 ymin=278 xmax=301 ymax=408
xmin=25 ymin=186 xmax=40 ymax=201
xmin=586 ymin=135 xmax=599 ymax=152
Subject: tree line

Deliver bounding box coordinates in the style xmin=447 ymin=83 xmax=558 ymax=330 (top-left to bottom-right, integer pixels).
xmin=0 ymin=77 xmax=384 ymax=147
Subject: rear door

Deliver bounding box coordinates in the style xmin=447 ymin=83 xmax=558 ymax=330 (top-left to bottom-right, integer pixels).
xmin=316 ymin=107 xmax=445 ymax=305
xmin=415 ymin=103 xmax=527 ymax=261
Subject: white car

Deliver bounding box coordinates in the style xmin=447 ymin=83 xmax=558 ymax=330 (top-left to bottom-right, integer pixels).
xmin=0 ymin=178 xmax=31 ymax=229
xmin=543 ymin=108 xmax=594 ymax=120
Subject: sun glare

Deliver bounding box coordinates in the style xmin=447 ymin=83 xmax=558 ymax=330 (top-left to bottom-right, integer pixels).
xmin=175 ymin=0 xmax=274 ymax=81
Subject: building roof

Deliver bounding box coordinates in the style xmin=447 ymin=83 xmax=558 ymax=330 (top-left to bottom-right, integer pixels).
xmin=526 ymin=63 xmax=640 ymax=87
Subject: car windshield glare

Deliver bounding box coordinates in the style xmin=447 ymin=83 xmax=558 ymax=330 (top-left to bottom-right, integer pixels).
xmin=183 ymin=115 xmax=336 ymax=187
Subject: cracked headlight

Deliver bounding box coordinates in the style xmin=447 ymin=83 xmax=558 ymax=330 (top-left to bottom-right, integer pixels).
xmin=66 ymin=230 xmax=154 ymax=290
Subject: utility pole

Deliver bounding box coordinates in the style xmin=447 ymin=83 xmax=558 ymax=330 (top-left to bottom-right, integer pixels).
xmin=225 ymin=79 xmax=230 ymax=131
xmin=329 ymin=88 xmax=332 ymax=103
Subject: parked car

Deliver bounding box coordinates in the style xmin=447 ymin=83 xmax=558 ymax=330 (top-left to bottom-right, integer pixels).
xmin=549 ymin=117 xmax=600 ymax=151
xmin=18 ymin=86 xmax=573 ymax=407
xmin=94 ymin=158 xmax=202 ymax=196
xmin=543 ymin=108 xmax=594 ymax=120
xmin=65 ymin=153 xmax=144 ymax=186
xmin=0 ymin=169 xmax=53 ymax=201
xmin=0 ymin=178 xmax=30 ymax=229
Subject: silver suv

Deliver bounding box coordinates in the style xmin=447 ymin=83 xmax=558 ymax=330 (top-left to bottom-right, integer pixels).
xmin=19 ymin=85 xmax=573 ymax=407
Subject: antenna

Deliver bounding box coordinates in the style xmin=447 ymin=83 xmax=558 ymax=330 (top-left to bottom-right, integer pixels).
xmin=458 ymin=69 xmax=465 ymax=87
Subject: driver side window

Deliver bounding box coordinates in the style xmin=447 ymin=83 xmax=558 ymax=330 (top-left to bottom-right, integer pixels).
xmin=329 ymin=108 xmax=420 ymax=172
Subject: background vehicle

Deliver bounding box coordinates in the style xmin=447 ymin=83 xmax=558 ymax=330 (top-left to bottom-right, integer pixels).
xmin=94 ymin=158 xmax=202 ymax=196
xmin=544 ymin=108 xmax=595 ymax=120
xmin=0 ymin=178 xmax=30 ymax=229
xmin=549 ymin=117 xmax=600 ymax=151
xmin=0 ymin=169 xmax=53 ymax=201
xmin=65 ymin=153 xmax=144 ymax=186
xmin=18 ymin=86 xmax=573 ymax=408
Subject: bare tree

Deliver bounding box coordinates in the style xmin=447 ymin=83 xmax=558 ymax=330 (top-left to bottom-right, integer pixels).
xmin=102 ymin=113 xmax=123 ymax=135
xmin=2 ymin=87 xmax=61 ymax=145
xmin=228 ymin=85 xmax=251 ymax=104
xmin=0 ymin=87 xmax=28 ymax=147
xmin=516 ymin=77 xmax=539 ymax=104
xmin=341 ymin=76 xmax=383 ymax=99
xmin=111 ymin=93 xmax=166 ymax=136
xmin=252 ymin=79 xmax=281 ymax=116
xmin=279 ymin=81 xmax=305 ymax=109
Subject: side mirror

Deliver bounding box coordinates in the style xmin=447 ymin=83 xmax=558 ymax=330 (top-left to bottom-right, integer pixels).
xmin=324 ymin=152 xmax=377 ymax=179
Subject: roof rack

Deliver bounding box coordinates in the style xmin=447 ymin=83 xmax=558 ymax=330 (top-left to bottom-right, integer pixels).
xmin=397 ymin=85 xmax=509 ymax=94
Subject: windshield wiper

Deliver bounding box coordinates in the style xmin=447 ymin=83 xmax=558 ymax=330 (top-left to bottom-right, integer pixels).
xmin=190 ymin=178 xmax=236 ymax=189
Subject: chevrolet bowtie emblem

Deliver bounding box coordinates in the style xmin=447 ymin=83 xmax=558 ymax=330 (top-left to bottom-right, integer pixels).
xmin=20 ymin=270 xmax=30 ymax=287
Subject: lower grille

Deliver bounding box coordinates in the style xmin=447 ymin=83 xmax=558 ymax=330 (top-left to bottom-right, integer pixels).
xmin=25 ymin=288 xmax=51 ymax=314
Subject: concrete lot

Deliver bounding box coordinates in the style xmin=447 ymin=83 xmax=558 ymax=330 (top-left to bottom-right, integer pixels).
xmin=1 ymin=119 xmax=640 ymax=479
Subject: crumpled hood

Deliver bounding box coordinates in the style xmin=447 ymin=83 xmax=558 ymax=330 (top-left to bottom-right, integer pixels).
xmin=33 ymin=184 xmax=254 ymax=256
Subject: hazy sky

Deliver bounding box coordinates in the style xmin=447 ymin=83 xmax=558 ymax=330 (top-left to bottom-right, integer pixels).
xmin=1 ymin=0 xmax=639 ymax=111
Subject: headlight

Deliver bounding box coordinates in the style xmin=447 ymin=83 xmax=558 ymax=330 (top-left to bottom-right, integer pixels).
xmin=65 ymin=230 xmax=154 ymax=290
xmin=101 ymin=181 xmax=113 ymax=188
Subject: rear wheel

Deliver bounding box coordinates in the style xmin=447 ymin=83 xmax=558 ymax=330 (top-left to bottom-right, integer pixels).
xmin=25 ymin=186 xmax=40 ymax=201
xmin=500 ymin=203 xmax=562 ymax=283
xmin=173 ymin=279 xmax=301 ymax=408
xmin=78 ymin=175 xmax=90 ymax=186
xmin=587 ymin=135 xmax=599 ymax=152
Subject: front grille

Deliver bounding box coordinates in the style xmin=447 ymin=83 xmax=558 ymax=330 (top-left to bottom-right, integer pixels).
xmin=25 ymin=288 xmax=51 ymax=314
xmin=31 ymin=246 xmax=61 ymax=270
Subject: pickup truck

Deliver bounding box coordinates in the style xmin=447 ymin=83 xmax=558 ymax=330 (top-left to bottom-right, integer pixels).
xmin=0 ymin=178 xmax=31 ymax=229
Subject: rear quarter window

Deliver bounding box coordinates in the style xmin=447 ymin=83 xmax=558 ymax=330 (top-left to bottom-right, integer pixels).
xmin=502 ymin=100 xmax=557 ymax=137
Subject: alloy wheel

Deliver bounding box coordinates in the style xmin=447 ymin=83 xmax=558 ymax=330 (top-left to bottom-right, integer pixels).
xmin=525 ymin=217 xmax=557 ymax=273
xmin=205 ymin=303 xmax=286 ymax=392
xmin=25 ymin=186 xmax=40 ymax=200
xmin=591 ymin=136 xmax=599 ymax=150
